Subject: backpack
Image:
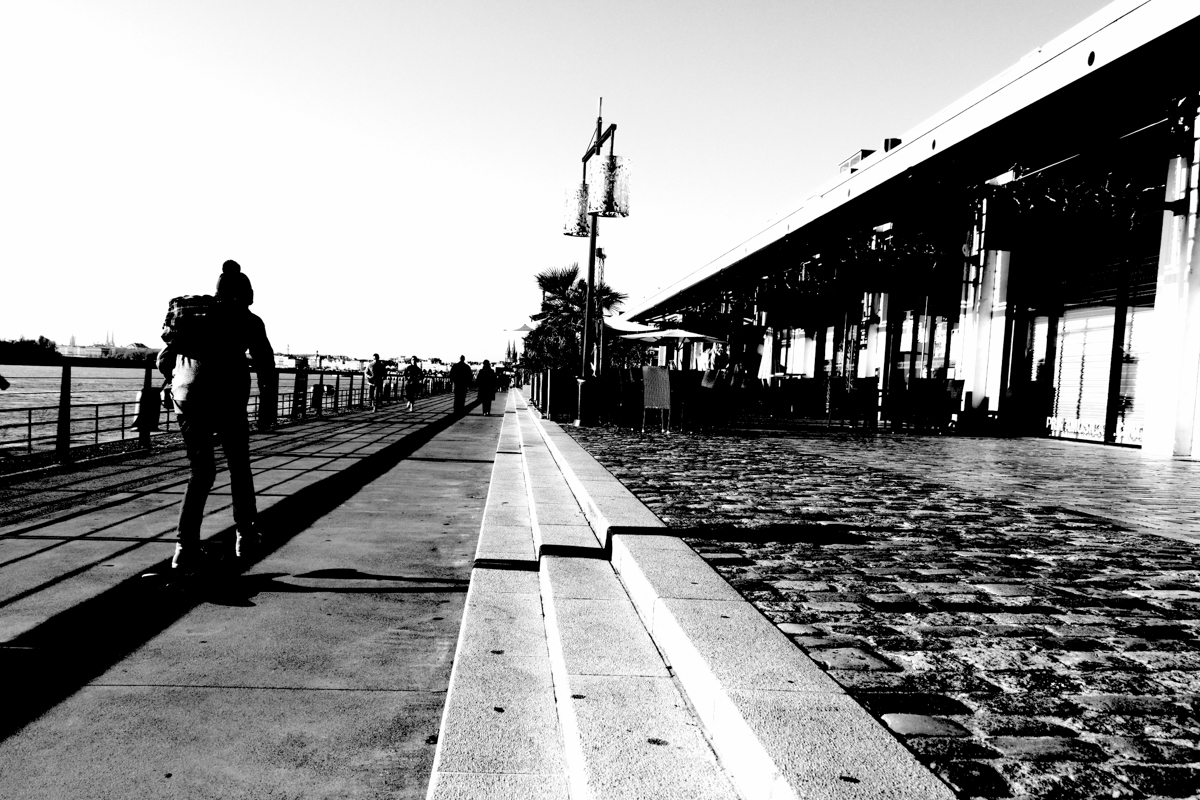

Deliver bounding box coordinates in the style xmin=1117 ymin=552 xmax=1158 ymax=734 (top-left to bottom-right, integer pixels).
xmin=161 ymin=294 xmax=216 ymax=355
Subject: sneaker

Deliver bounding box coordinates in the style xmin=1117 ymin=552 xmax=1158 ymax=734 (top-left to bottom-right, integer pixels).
xmin=171 ymin=542 xmax=202 ymax=572
xmin=235 ymin=527 xmax=261 ymax=558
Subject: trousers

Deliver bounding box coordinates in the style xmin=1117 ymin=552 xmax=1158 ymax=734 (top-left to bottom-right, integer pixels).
xmin=176 ymin=409 xmax=257 ymax=542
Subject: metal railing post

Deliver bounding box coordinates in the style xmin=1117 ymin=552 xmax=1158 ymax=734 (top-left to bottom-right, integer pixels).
xmin=138 ymin=366 xmax=153 ymax=449
xmin=55 ymin=363 xmax=72 ymax=462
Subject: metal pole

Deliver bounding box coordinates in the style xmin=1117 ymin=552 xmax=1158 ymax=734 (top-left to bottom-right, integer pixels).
xmin=576 ymin=101 xmax=604 ymax=426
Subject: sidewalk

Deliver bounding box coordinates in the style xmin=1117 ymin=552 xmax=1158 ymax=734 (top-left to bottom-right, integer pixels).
xmin=0 ymin=393 xmax=497 ymax=799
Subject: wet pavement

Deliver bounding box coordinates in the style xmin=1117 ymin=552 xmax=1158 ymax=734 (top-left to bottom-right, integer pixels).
xmin=566 ymin=425 xmax=1200 ymax=800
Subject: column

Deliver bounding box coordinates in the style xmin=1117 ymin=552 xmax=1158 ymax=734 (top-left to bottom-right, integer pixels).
xmin=1143 ymin=96 xmax=1200 ymax=456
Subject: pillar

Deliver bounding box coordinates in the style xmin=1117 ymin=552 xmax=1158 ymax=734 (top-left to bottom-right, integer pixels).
xmin=966 ymin=192 xmax=1014 ymax=414
xmin=1143 ymin=96 xmax=1200 ymax=456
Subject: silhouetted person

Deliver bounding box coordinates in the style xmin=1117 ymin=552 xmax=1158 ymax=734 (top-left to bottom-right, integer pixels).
xmin=403 ymin=356 xmax=423 ymax=411
xmin=477 ymin=359 xmax=497 ymax=416
xmin=158 ymin=260 xmax=277 ymax=571
xmin=449 ymin=355 xmax=472 ymax=412
xmin=365 ymin=353 xmax=387 ymax=411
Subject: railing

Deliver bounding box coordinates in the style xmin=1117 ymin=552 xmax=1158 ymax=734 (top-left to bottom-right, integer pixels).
xmin=0 ymin=359 xmax=451 ymax=463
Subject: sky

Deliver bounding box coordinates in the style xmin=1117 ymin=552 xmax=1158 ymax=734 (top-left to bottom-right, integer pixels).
xmin=0 ymin=0 xmax=1112 ymax=363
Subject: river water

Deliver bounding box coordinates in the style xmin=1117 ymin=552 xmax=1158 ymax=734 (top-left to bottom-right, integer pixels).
xmin=0 ymin=363 xmax=359 ymax=455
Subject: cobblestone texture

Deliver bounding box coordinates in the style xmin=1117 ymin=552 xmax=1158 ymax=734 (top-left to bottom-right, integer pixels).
xmin=567 ymin=425 xmax=1200 ymax=800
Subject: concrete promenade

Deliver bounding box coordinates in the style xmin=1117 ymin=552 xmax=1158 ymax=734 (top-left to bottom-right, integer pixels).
xmin=0 ymin=392 xmax=495 ymax=798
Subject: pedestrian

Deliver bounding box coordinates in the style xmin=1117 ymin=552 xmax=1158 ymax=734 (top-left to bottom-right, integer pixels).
xmin=365 ymin=353 xmax=387 ymax=411
xmin=157 ymin=260 xmax=277 ymax=572
xmin=403 ymin=356 xmax=423 ymax=411
xmin=449 ymin=355 xmax=472 ymax=412
xmin=477 ymin=359 xmax=497 ymax=416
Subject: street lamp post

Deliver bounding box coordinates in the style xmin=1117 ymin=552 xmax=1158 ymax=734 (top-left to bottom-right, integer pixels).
xmin=565 ymin=98 xmax=628 ymax=425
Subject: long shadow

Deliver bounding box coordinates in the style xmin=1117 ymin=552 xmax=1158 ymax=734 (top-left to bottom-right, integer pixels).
xmin=0 ymin=400 xmax=479 ymax=742
xmin=199 ymin=572 xmax=472 ymax=607
xmin=674 ymin=522 xmax=871 ymax=546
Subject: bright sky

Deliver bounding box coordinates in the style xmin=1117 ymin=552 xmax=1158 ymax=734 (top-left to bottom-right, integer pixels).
xmin=1 ymin=0 xmax=1110 ymax=363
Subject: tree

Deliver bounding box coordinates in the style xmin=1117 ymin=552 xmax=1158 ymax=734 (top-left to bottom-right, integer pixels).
xmin=522 ymin=263 xmax=628 ymax=372
xmin=0 ymin=336 xmax=62 ymax=364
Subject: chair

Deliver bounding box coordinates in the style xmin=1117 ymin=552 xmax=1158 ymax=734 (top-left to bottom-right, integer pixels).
xmin=642 ymin=366 xmax=671 ymax=432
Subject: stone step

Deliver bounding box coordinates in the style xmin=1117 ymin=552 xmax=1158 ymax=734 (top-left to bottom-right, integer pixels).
xmin=427 ymin=393 xmax=567 ymax=800
xmin=540 ymin=555 xmax=740 ymax=800
xmin=527 ymin=399 xmax=957 ymax=800
xmin=517 ymin=405 xmax=739 ymax=800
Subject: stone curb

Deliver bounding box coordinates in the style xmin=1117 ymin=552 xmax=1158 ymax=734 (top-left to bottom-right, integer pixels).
xmin=524 ymin=403 xmax=956 ymax=800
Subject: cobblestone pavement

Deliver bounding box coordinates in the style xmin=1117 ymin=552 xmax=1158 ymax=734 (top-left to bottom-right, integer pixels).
xmin=567 ymin=425 xmax=1200 ymax=800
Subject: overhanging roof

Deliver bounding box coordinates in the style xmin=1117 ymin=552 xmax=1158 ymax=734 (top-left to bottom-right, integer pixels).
xmin=625 ymin=0 xmax=1200 ymax=321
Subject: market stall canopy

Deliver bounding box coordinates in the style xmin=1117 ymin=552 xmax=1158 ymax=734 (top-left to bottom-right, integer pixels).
xmin=619 ymin=328 xmax=727 ymax=346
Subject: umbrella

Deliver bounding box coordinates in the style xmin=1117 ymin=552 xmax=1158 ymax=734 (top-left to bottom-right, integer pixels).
xmin=619 ymin=328 xmax=727 ymax=346
xmin=604 ymin=315 xmax=658 ymax=333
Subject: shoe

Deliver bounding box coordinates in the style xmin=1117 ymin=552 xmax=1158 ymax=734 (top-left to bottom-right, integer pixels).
xmin=171 ymin=542 xmax=202 ymax=572
xmin=235 ymin=527 xmax=261 ymax=558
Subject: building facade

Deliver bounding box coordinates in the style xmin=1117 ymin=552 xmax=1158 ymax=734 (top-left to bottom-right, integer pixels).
xmin=624 ymin=0 xmax=1200 ymax=457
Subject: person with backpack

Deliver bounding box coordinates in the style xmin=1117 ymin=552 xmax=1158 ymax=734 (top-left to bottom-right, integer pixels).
xmin=365 ymin=353 xmax=387 ymax=411
xmin=157 ymin=260 xmax=278 ymax=572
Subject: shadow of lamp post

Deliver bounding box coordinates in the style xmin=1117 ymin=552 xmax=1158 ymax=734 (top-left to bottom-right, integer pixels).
xmin=564 ymin=97 xmax=629 ymax=426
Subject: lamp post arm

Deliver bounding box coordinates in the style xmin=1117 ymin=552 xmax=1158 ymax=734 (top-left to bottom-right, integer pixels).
xmin=581 ymin=124 xmax=617 ymax=162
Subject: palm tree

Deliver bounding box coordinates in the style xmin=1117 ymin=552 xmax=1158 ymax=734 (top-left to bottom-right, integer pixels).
xmin=524 ymin=263 xmax=628 ymax=370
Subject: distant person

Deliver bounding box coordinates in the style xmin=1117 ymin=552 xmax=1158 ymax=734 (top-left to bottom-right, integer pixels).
xmin=158 ymin=260 xmax=277 ymax=572
xmin=449 ymin=355 xmax=472 ymax=412
xmin=365 ymin=353 xmax=387 ymax=411
xmin=477 ymin=359 xmax=497 ymax=416
xmin=403 ymin=356 xmax=423 ymax=411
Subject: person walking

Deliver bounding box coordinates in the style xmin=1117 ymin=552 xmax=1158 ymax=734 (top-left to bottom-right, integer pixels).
xmin=403 ymin=356 xmax=423 ymax=411
xmin=365 ymin=353 xmax=387 ymax=411
xmin=449 ymin=355 xmax=472 ymax=413
xmin=477 ymin=359 xmax=497 ymax=416
xmin=157 ymin=260 xmax=277 ymax=571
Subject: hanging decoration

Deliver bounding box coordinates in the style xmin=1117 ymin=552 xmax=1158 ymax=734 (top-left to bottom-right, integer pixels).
xmin=588 ymin=155 xmax=630 ymax=217
xmin=564 ymin=183 xmax=590 ymax=237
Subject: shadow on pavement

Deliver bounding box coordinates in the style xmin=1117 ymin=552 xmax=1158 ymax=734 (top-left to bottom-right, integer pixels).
xmin=675 ymin=522 xmax=871 ymax=546
xmin=0 ymin=402 xmax=477 ymax=742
